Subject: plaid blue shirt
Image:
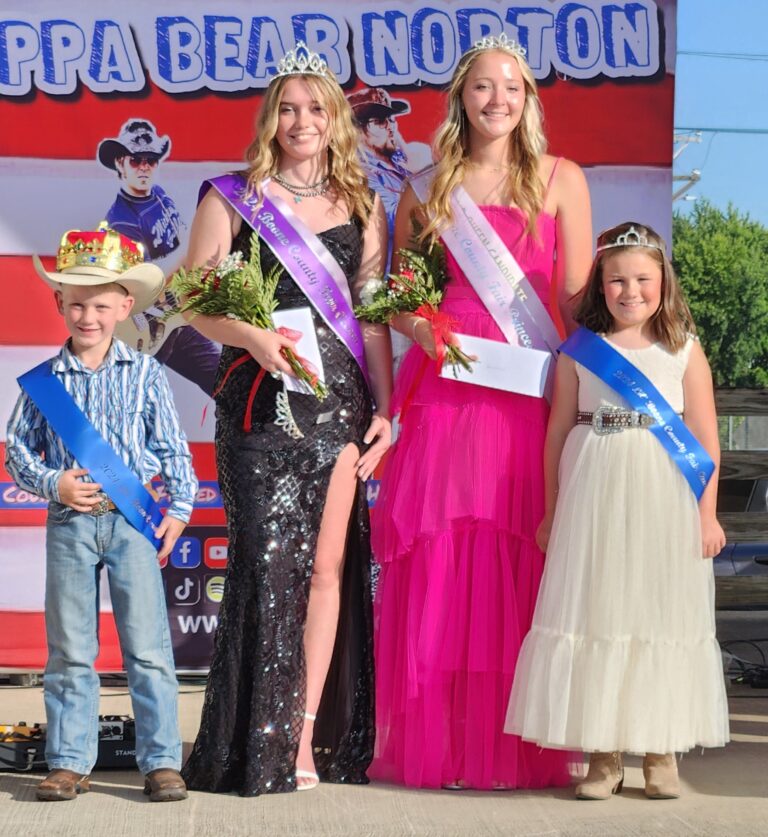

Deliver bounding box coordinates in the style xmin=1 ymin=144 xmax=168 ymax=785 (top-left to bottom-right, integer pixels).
xmin=5 ymin=339 xmax=197 ymax=523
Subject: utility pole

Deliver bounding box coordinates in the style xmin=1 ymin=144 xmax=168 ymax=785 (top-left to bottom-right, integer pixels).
xmin=673 ymin=131 xmax=703 ymax=202
xmin=673 ymin=130 xmax=702 ymax=160
xmin=673 ymin=169 xmax=701 ymax=201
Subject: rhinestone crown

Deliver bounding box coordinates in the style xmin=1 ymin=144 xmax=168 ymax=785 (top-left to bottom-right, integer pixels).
xmin=273 ymin=41 xmax=328 ymax=80
xmin=596 ymin=226 xmax=665 ymax=253
xmin=469 ymin=32 xmax=527 ymax=60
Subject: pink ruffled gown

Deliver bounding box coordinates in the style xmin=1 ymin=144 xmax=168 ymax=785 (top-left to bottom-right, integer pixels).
xmin=371 ymin=206 xmax=572 ymax=789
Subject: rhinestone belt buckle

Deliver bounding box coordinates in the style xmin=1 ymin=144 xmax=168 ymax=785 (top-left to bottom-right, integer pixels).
xmin=89 ymin=492 xmax=111 ymax=516
xmin=591 ymin=405 xmax=625 ymax=435
xmin=633 ymin=411 xmax=655 ymax=428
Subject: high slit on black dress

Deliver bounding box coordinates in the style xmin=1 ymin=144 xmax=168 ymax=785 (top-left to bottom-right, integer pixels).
xmin=181 ymin=215 xmax=375 ymax=796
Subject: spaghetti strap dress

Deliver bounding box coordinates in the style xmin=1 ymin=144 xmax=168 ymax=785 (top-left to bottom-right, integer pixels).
xmin=182 ymin=215 xmax=375 ymax=796
xmin=370 ymin=204 xmax=573 ymax=789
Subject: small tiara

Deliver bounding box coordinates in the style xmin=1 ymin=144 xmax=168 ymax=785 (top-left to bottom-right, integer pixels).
xmin=273 ymin=41 xmax=328 ymax=80
xmin=469 ymin=32 xmax=527 ymax=60
xmin=596 ymin=226 xmax=665 ymax=253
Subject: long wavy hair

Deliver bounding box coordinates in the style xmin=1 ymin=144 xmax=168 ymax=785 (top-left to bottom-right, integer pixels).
xmin=419 ymin=46 xmax=547 ymax=244
xmin=244 ymin=71 xmax=373 ymax=225
xmin=574 ymin=222 xmax=695 ymax=352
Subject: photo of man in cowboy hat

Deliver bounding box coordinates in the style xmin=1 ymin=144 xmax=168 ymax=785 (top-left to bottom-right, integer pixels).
xmin=347 ymin=88 xmax=432 ymax=263
xmin=97 ymin=119 xmax=220 ymax=395
xmin=98 ymin=119 xmax=182 ymax=263
xmin=347 ymin=88 xmax=432 ymax=365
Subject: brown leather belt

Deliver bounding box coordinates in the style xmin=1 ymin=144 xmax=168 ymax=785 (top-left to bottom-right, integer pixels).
xmin=576 ymin=407 xmax=654 ymax=435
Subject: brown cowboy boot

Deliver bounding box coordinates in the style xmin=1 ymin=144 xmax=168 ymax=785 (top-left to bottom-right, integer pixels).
xmin=575 ymin=752 xmax=624 ymax=800
xmin=643 ymin=753 xmax=680 ymax=799
xmin=143 ymin=768 xmax=188 ymax=802
xmin=36 ymin=769 xmax=90 ymax=801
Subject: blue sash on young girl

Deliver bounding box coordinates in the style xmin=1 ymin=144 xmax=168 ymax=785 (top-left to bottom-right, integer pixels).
xmin=200 ymin=173 xmax=371 ymax=390
xmin=18 ymin=362 xmax=163 ymax=547
xmin=560 ymin=327 xmax=715 ymax=500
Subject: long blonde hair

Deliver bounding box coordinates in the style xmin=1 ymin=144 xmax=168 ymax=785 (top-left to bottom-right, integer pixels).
xmin=420 ymin=46 xmax=547 ymax=244
xmin=244 ymin=72 xmax=373 ymax=225
xmin=574 ymin=222 xmax=695 ymax=352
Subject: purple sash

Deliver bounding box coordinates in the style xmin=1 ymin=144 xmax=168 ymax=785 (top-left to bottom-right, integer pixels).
xmin=201 ymin=173 xmax=370 ymax=388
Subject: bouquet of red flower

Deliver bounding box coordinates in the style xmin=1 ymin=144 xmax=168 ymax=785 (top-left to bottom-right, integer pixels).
xmin=168 ymin=232 xmax=327 ymax=400
xmin=355 ymin=245 xmax=474 ymax=376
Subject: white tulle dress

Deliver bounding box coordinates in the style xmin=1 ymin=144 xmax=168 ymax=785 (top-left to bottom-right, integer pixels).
xmin=505 ymin=336 xmax=730 ymax=754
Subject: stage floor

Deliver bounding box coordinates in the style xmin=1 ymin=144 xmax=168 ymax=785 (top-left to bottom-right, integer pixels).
xmin=2 ymin=617 xmax=767 ymax=837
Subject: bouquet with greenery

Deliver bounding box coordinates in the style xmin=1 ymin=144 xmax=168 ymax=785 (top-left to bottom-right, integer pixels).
xmin=168 ymin=232 xmax=327 ymax=400
xmin=355 ymin=245 xmax=474 ymax=376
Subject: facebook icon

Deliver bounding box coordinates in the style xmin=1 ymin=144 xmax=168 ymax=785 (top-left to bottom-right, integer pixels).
xmin=170 ymin=537 xmax=201 ymax=569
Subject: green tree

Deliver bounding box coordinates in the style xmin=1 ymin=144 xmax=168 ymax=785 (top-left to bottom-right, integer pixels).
xmin=673 ymin=200 xmax=768 ymax=387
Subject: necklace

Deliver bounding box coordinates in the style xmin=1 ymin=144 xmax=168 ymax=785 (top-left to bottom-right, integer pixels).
xmin=273 ymin=172 xmax=330 ymax=203
xmin=468 ymin=163 xmax=512 ymax=173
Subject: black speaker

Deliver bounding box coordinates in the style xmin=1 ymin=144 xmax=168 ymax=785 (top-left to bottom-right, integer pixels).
xmin=0 ymin=717 xmax=137 ymax=772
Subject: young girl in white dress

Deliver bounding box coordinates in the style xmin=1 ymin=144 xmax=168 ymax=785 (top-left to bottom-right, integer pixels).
xmin=505 ymin=222 xmax=730 ymax=800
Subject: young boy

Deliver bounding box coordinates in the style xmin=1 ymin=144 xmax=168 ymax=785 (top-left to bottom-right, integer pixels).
xmin=5 ymin=225 xmax=198 ymax=802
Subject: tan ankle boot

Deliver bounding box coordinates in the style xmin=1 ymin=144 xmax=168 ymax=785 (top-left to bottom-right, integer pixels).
xmin=575 ymin=752 xmax=624 ymax=800
xmin=643 ymin=753 xmax=680 ymax=799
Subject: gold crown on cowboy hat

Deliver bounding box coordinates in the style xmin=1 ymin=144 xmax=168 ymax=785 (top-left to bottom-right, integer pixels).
xmin=33 ymin=223 xmax=165 ymax=312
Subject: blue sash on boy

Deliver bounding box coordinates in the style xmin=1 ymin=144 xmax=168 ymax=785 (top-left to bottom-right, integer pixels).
xmin=560 ymin=327 xmax=715 ymax=500
xmin=17 ymin=362 xmax=163 ymax=546
xmin=409 ymin=169 xmax=561 ymax=398
xmin=200 ymin=173 xmax=371 ymax=390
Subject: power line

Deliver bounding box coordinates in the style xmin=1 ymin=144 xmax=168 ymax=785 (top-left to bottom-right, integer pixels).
xmin=678 ymin=50 xmax=768 ymax=62
xmin=675 ymin=126 xmax=768 ymax=135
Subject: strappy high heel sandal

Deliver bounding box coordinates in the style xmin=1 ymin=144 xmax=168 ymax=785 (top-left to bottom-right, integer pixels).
xmin=296 ymin=712 xmax=320 ymax=791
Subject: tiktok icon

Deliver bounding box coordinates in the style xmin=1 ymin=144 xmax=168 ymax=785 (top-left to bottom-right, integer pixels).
xmin=173 ymin=577 xmax=200 ymax=606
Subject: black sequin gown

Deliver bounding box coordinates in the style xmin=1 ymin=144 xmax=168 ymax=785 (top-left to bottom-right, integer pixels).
xmin=182 ymin=216 xmax=375 ymax=796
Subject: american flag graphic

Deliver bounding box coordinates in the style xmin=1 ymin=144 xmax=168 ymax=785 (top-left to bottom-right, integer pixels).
xmin=0 ymin=0 xmax=677 ymax=669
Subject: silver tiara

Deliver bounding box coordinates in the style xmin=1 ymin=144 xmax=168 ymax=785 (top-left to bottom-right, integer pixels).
xmin=596 ymin=226 xmax=665 ymax=253
xmin=273 ymin=41 xmax=328 ymax=80
xmin=469 ymin=32 xmax=527 ymax=60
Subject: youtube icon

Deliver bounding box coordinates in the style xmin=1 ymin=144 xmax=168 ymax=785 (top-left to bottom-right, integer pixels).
xmin=204 ymin=538 xmax=229 ymax=569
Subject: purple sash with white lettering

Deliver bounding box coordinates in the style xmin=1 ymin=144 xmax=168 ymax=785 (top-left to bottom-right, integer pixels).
xmin=201 ymin=173 xmax=370 ymax=388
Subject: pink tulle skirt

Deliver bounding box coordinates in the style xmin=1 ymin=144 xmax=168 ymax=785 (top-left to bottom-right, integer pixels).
xmin=371 ymin=296 xmax=573 ymax=789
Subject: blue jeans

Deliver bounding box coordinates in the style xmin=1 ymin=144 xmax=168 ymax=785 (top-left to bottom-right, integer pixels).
xmin=44 ymin=503 xmax=181 ymax=775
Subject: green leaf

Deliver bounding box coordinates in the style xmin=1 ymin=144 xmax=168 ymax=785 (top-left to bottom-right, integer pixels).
xmin=673 ymin=200 xmax=768 ymax=387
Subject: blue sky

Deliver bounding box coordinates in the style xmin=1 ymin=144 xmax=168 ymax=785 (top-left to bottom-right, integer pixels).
xmin=674 ymin=0 xmax=768 ymax=225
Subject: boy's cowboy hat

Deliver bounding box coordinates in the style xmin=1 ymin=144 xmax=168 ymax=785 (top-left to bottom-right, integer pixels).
xmin=97 ymin=118 xmax=171 ymax=170
xmin=33 ymin=224 xmax=165 ymax=312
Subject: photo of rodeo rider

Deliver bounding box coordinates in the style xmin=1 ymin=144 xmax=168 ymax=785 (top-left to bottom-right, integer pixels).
xmin=98 ymin=119 xmax=220 ymax=395
xmin=347 ymin=88 xmax=432 ymax=267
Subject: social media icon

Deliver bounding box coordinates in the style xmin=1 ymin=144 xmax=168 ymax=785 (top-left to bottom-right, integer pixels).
xmin=205 ymin=575 xmax=226 ymax=603
xmin=366 ymin=479 xmax=380 ymax=508
xmin=171 ymin=537 xmax=200 ymax=569
xmin=204 ymin=538 xmax=229 ymax=568
xmin=173 ymin=577 xmax=200 ymax=606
